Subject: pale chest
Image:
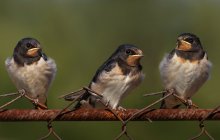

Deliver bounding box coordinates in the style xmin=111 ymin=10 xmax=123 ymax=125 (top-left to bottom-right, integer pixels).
xmin=5 ymin=57 xmax=56 ymax=98
xmin=160 ymin=54 xmax=211 ymax=98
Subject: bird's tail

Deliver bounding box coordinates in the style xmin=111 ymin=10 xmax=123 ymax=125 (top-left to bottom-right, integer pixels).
xmin=59 ymin=89 xmax=90 ymax=109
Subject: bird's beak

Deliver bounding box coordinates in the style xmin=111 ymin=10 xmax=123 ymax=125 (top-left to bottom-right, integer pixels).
xmin=133 ymin=49 xmax=144 ymax=58
xmin=26 ymin=48 xmax=41 ymax=57
xmin=131 ymin=49 xmax=144 ymax=60
xmin=127 ymin=50 xmax=144 ymax=66
xmin=132 ymin=54 xmax=144 ymax=59
xmin=176 ymin=40 xmax=192 ymax=51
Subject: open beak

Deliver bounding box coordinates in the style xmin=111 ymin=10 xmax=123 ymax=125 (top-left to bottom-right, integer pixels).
xmin=26 ymin=48 xmax=41 ymax=57
xmin=176 ymin=40 xmax=192 ymax=51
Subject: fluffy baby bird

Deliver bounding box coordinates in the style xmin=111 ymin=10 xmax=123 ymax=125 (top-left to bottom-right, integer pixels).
xmin=159 ymin=33 xmax=212 ymax=108
xmin=5 ymin=38 xmax=57 ymax=109
xmin=64 ymin=44 xmax=144 ymax=110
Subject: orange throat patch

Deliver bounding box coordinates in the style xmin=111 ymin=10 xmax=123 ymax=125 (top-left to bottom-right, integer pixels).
xmin=127 ymin=55 xmax=142 ymax=66
xmin=26 ymin=48 xmax=40 ymax=57
xmin=176 ymin=55 xmax=199 ymax=64
xmin=177 ymin=40 xmax=192 ymax=51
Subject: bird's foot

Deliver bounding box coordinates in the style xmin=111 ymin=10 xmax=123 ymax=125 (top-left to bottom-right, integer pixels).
xmin=31 ymin=98 xmax=48 ymax=110
xmin=21 ymin=94 xmax=47 ymax=110
xmin=186 ymin=99 xmax=198 ymax=109
xmin=18 ymin=89 xmax=26 ymax=96
xmin=117 ymin=106 xmax=126 ymax=112
xmin=172 ymin=94 xmax=198 ymax=109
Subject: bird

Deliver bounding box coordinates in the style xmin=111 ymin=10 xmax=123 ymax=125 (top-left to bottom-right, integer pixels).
xmin=159 ymin=33 xmax=212 ymax=109
xmin=63 ymin=44 xmax=144 ymax=110
xmin=5 ymin=38 xmax=57 ymax=109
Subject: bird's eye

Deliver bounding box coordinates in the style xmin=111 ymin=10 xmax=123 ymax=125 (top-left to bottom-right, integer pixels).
xmin=126 ymin=49 xmax=133 ymax=55
xmin=185 ymin=38 xmax=194 ymax=44
xmin=26 ymin=43 xmax=32 ymax=49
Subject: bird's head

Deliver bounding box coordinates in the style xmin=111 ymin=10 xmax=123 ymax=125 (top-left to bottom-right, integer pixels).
xmin=13 ymin=38 xmax=47 ymax=65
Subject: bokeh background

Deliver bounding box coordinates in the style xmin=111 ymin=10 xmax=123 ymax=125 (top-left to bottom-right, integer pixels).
xmin=0 ymin=0 xmax=220 ymax=140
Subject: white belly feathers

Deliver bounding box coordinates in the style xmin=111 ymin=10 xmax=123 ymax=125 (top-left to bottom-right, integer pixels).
xmin=5 ymin=57 xmax=56 ymax=103
xmin=91 ymin=63 xmax=144 ymax=109
xmin=159 ymin=53 xmax=211 ymax=99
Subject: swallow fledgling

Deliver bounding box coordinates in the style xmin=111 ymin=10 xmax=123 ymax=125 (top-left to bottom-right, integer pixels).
xmin=63 ymin=44 xmax=144 ymax=110
xmin=5 ymin=38 xmax=57 ymax=109
xmin=159 ymin=33 xmax=212 ymax=109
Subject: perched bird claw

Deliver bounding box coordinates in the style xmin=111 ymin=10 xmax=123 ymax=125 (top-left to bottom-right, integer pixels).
xmin=18 ymin=89 xmax=26 ymax=96
xmin=117 ymin=106 xmax=126 ymax=112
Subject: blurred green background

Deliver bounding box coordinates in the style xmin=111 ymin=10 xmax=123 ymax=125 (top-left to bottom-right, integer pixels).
xmin=0 ymin=0 xmax=220 ymax=140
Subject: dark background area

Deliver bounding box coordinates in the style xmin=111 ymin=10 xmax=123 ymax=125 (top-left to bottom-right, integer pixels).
xmin=0 ymin=1 xmax=220 ymax=140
